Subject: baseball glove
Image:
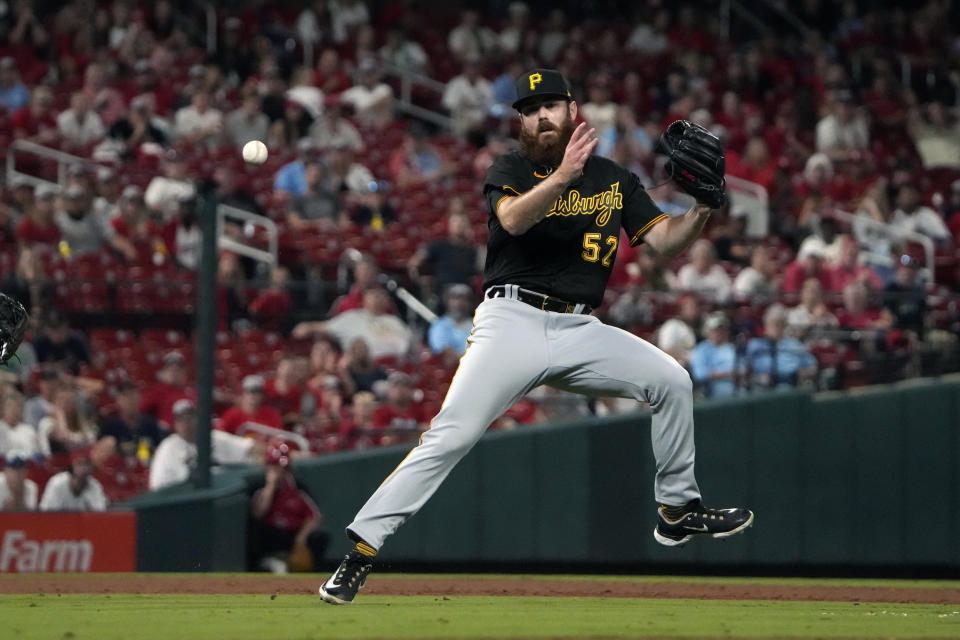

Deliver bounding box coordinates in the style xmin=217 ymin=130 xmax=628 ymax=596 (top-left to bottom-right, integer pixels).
xmin=0 ymin=293 xmax=29 ymax=365
xmin=655 ymin=120 xmax=727 ymax=208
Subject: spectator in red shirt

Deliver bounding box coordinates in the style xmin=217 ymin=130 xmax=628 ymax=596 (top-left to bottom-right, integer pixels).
xmin=782 ymin=247 xmax=831 ymax=293
xmin=337 ymin=391 xmax=378 ymax=450
xmin=371 ymin=372 xmax=428 ymax=446
xmin=835 ymin=281 xmax=891 ymax=331
xmin=218 ymin=375 xmax=284 ymax=436
xmin=15 ymin=183 xmax=60 ymax=249
xmin=248 ymin=443 xmax=328 ymax=573
xmin=828 ymin=236 xmax=883 ymax=294
xmin=332 ymin=254 xmax=379 ymax=315
xmin=249 ymin=266 xmax=293 ymax=330
xmin=11 ymin=85 xmax=58 ymax=145
xmin=111 ymin=186 xmax=162 ymax=262
xmin=726 ymin=136 xmax=776 ymax=192
xmin=312 ymin=48 xmax=351 ymax=95
xmin=263 ymin=355 xmax=315 ymax=428
xmin=139 ymin=351 xmax=196 ymax=428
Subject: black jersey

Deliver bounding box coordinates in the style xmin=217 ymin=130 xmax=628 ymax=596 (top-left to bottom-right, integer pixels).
xmin=482 ymin=151 xmax=667 ymax=308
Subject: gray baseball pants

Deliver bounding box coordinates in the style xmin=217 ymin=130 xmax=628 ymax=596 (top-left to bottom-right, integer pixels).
xmin=347 ymin=291 xmax=701 ymax=550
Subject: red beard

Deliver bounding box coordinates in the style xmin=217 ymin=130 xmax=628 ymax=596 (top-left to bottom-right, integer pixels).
xmin=519 ymin=113 xmax=575 ymax=170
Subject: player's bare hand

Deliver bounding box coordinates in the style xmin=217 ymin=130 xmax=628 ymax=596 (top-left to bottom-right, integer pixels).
xmin=557 ymin=122 xmax=598 ymax=184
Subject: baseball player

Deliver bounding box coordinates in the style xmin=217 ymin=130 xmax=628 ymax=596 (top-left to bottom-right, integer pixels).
xmin=319 ymin=69 xmax=753 ymax=605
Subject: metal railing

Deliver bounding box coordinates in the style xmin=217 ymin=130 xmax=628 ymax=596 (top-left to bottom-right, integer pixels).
xmin=237 ymin=421 xmax=311 ymax=452
xmin=5 ymin=139 xmax=93 ymax=188
xmin=216 ymin=204 xmax=279 ymax=268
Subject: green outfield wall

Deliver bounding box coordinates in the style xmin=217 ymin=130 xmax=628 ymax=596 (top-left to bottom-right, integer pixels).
xmin=123 ymin=376 xmax=960 ymax=571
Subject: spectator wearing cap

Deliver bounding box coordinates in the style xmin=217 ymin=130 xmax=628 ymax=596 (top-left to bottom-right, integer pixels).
xmin=884 ymin=254 xmax=928 ymax=338
xmin=786 ymin=278 xmax=839 ymax=341
xmin=782 ymin=245 xmax=832 ymax=294
xmin=428 ymin=284 xmax=475 ymax=360
xmin=388 ymin=123 xmax=456 ymax=189
xmin=91 ymin=167 xmax=121 ymax=222
xmin=0 ymin=451 xmax=39 ymax=511
xmin=225 ymin=91 xmax=270 ymax=149
xmin=55 ymin=184 xmax=138 ymax=261
xmin=657 ymin=294 xmax=702 ymax=367
xmin=815 ymin=89 xmax=869 ymax=161
xmin=11 ymin=85 xmax=58 ymax=145
xmin=907 ymin=100 xmax=960 ymax=170
xmin=0 ymin=57 xmax=29 ymax=112
xmin=732 ymin=245 xmax=778 ymax=301
xmin=447 ymin=9 xmax=498 ymax=63
xmin=145 ymin=151 xmax=196 ymax=220
xmin=890 ymin=183 xmax=951 ymax=244
xmin=294 ymin=285 xmax=413 ymax=360
xmin=690 ymin=312 xmax=740 ymax=398
xmin=340 ymin=61 xmax=394 ymax=128
xmin=248 ymin=442 xmax=329 ymax=573
xmin=173 ymin=90 xmax=223 ymax=146
xmin=15 ymin=183 xmax=61 ymax=249
xmin=99 ymin=381 xmax=167 ymax=458
xmin=286 ymin=160 xmax=342 ymax=232
xmin=57 ymin=92 xmax=107 ymax=149
xmin=107 ymin=94 xmax=170 ymax=157
xmin=33 ymin=313 xmax=91 ymax=376
xmin=0 ymin=391 xmax=46 ymax=459
xmin=218 ymin=375 xmax=285 ymax=436
xmin=828 ymin=236 xmax=883 ymax=294
xmin=309 ymin=95 xmax=364 ymax=153
xmin=39 ymin=450 xmax=107 ymax=511
xmin=371 ymin=372 xmax=428 ymax=445
xmin=442 ymin=58 xmax=494 ymax=137
xmin=38 ymin=384 xmax=97 ymax=455
xmin=675 ymin=239 xmax=732 ymax=303
xmin=140 ymin=351 xmax=196 ymax=428
xmin=150 ymin=399 xmax=260 ymax=490
xmin=796 ymin=213 xmax=844 ymax=267
xmin=408 ymin=203 xmax=480 ymax=300
xmin=745 ymin=304 xmax=818 ymax=390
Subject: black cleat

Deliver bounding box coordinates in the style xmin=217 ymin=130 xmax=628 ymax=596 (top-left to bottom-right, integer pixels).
xmin=654 ymin=499 xmax=754 ymax=547
xmin=318 ymin=551 xmax=373 ymax=605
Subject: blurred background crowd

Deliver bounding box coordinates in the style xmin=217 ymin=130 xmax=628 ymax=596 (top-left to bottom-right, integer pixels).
xmin=1 ymin=0 xmax=960 ymax=512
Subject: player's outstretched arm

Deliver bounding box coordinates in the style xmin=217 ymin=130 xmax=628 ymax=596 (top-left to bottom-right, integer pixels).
xmin=497 ymin=122 xmax=598 ymax=236
xmin=642 ymin=202 xmax=714 ymax=258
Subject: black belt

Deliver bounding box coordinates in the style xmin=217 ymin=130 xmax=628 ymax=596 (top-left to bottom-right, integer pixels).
xmin=486 ymin=285 xmax=592 ymax=315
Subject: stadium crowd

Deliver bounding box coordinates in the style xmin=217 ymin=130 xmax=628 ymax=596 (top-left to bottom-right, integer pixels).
xmin=1 ymin=0 xmax=960 ymax=509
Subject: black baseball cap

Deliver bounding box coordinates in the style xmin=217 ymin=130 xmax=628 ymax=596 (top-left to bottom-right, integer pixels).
xmin=512 ymin=68 xmax=572 ymax=111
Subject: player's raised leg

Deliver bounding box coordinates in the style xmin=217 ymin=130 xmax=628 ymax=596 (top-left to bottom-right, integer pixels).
xmin=319 ymin=298 xmax=552 ymax=604
xmin=546 ymin=314 xmax=754 ymax=547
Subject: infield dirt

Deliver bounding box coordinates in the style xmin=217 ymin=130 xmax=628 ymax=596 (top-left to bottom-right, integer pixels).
xmin=2 ymin=574 xmax=959 ymax=604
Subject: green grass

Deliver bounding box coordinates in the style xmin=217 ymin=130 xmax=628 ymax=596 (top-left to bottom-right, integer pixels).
xmin=3 ymin=594 xmax=960 ymax=640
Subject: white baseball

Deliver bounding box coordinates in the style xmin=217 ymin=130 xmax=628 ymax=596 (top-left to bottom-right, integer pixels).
xmin=242 ymin=140 xmax=268 ymax=165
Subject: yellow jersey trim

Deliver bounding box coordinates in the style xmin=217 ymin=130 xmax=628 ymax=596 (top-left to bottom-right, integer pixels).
xmin=502 ymin=185 xmax=522 ymax=196
xmin=630 ymin=213 xmax=669 ymax=246
xmin=533 ymin=170 xmax=550 ymax=178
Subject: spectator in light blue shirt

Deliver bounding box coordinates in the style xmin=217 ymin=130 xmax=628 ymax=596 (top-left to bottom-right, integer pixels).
xmin=690 ymin=312 xmax=740 ymax=398
xmin=428 ymin=284 xmax=475 ymax=359
xmin=274 ymin=140 xmax=321 ymax=197
xmin=0 ymin=58 xmax=30 ymax=112
xmin=745 ymin=304 xmax=818 ymax=390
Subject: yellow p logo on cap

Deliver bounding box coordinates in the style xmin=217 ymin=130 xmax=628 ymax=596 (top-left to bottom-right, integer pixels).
xmin=529 ymin=73 xmax=542 ymax=91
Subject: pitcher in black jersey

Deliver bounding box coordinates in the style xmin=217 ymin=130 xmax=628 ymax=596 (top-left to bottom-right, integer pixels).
xmin=319 ymin=68 xmax=754 ymax=605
